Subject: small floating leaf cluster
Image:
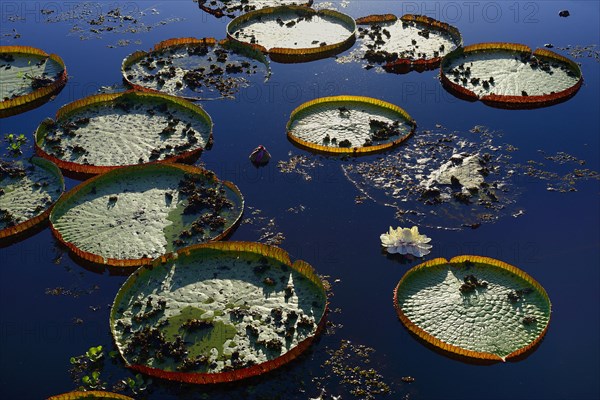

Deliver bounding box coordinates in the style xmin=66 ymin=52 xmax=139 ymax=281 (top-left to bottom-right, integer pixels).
xmin=342 ymin=126 xmax=521 ymax=229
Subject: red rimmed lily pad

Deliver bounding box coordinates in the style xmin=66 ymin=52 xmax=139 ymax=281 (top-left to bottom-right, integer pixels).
xmin=226 ymin=6 xmax=356 ymax=63
xmin=47 ymin=391 xmax=133 ymax=400
xmin=440 ymin=43 xmax=583 ymax=109
xmin=353 ymin=14 xmax=462 ymax=73
xmin=49 ymin=163 xmax=243 ymax=268
xmin=0 ymin=46 xmax=67 ymax=118
xmin=35 ymin=90 xmax=213 ymax=179
xmin=393 ymin=255 xmax=551 ymax=361
xmin=287 ymin=95 xmax=416 ymax=154
xmin=122 ymin=38 xmax=270 ymax=101
xmin=1 ymin=157 xmax=64 ymax=244
xmin=110 ymin=241 xmax=328 ymax=384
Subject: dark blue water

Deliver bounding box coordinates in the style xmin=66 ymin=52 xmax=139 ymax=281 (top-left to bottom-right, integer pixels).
xmin=1 ymin=1 xmax=598 ymax=399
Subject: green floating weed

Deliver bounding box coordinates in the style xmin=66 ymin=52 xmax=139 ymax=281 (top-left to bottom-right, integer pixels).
xmin=85 ymin=345 xmax=104 ymax=363
xmin=4 ymin=133 xmax=28 ymax=156
xmin=81 ymin=370 xmax=104 ymax=390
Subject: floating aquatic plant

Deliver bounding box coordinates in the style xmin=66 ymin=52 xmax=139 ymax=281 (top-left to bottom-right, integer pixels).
xmin=345 ymin=14 xmax=462 ymax=73
xmin=47 ymin=391 xmax=133 ymax=400
xmin=35 ymin=90 xmax=212 ymax=178
xmin=393 ymin=256 xmax=551 ymax=361
xmin=0 ymin=157 xmax=64 ymax=243
xmin=122 ymin=38 xmax=270 ymax=100
xmin=110 ymin=241 xmax=328 ymax=383
xmin=380 ymin=226 xmax=432 ymax=257
xmin=440 ymin=43 xmax=583 ymax=109
xmin=342 ymin=126 xmax=523 ymax=230
xmin=0 ymin=46 xmax=67 ymax=118
xmin=198 ymin=0 xmax=314 ymax=19
xmin=287 ymin=95 xmax=415 ymax=154
xmin=227 ymin=6 xmax=356 ymax=63
xmin=49 ymin=163 xmax=243 ymax=267
xmin=249 ymin=145 xmax=271 ymax=166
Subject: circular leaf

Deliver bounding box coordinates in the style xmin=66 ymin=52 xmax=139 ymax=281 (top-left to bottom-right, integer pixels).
xmin=35 ymin=91 xmax=213 ymax=178
xmin=49 ymin=164 xmax=243 ymax=268
xmin=198 ymin=0 xmax=314 ymax=19
xmin=227 ymin=6 xmax=356 ymax=63
xmin=122 ymin=38 xmax=270 ymax=101
xmin=0 ymin=157 xmax=64 ymax=243
xmin=440 ymin=43 xmax=583 ymax=109
xmin=356 ymin=14 xmax=462 ymax=73
xmin=287 ymin=95 xmax=415 ymax=154
xmin=110 ymin=241 xmax=328 ymax=383
xmin=47 ymin=391 xmax=134 ymax=400
xmin=393 ymin=256 xmax=551 ymax=361
xmin=0 ymin=46 xmax=67 ymax=118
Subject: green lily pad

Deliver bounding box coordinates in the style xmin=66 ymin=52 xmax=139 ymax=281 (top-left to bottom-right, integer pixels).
xmin=35 ymin=91 xmax=212 ymax=178
xmin=198 ymin=0 xmax=313 ymax=18
xmin=440 ymin=43 xmax=583 ymax=108
xmin=0 ymin=46 xmax=67 ymax=118
xmin=227 ymin=6 xmax=356 ymax=62
xmin=287 ymin=95 xmax=415 ymax=154
xmin=0 ymin=157 xmax=64 ymax=242
xmin=122 ymin=38 xmax=270 ymax=101
xmin=393 ymin=256 xmax=551 ymax=361
xmin=110 ymin=242 xmax=327 ymax=383
xmin=49 ymin=164 xmax=243 ymax=267
xmin=353 ymin=14 xmax=462 ymax=73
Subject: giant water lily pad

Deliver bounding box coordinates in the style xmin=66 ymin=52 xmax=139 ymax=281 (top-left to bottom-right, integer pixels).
xmin=49 ymin=164 xmax=243 ymax=267
xmin=47 ymin=391 xmax=133 ymax=400
xmin=287 ymin=95 xmax=415 ymax=154
xmin=0 ymin=157 xmax=64 ymax=243
xmin=198 ymin=0 xmax=313 ymax=19
xmin=440 ymin=43 xmax=583 ymax=109
xmin=393 ymin=256 xmax=551 ymax=361
xmin=110 ymin=242 xmax=327 ymax=383
xmin=0 ymin=46 xmax=67 ymax=118
xmin=35 ymin=91 xmax=212 ymax=178
xmin=227 ymin=6 xmax=356 ymax=63
xmin=122 ymin=38 xmax=270 ymax=100
xmin=354 ymin=14 xmax=462 ymax=73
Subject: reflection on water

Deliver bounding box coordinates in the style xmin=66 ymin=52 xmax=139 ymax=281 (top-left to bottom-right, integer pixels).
xmin=0 ymin=1 xmax=598 ymax=399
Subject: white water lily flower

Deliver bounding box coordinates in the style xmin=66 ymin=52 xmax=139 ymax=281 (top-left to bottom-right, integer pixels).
xmin=380 ymin=226 xmax=432 ymax=257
